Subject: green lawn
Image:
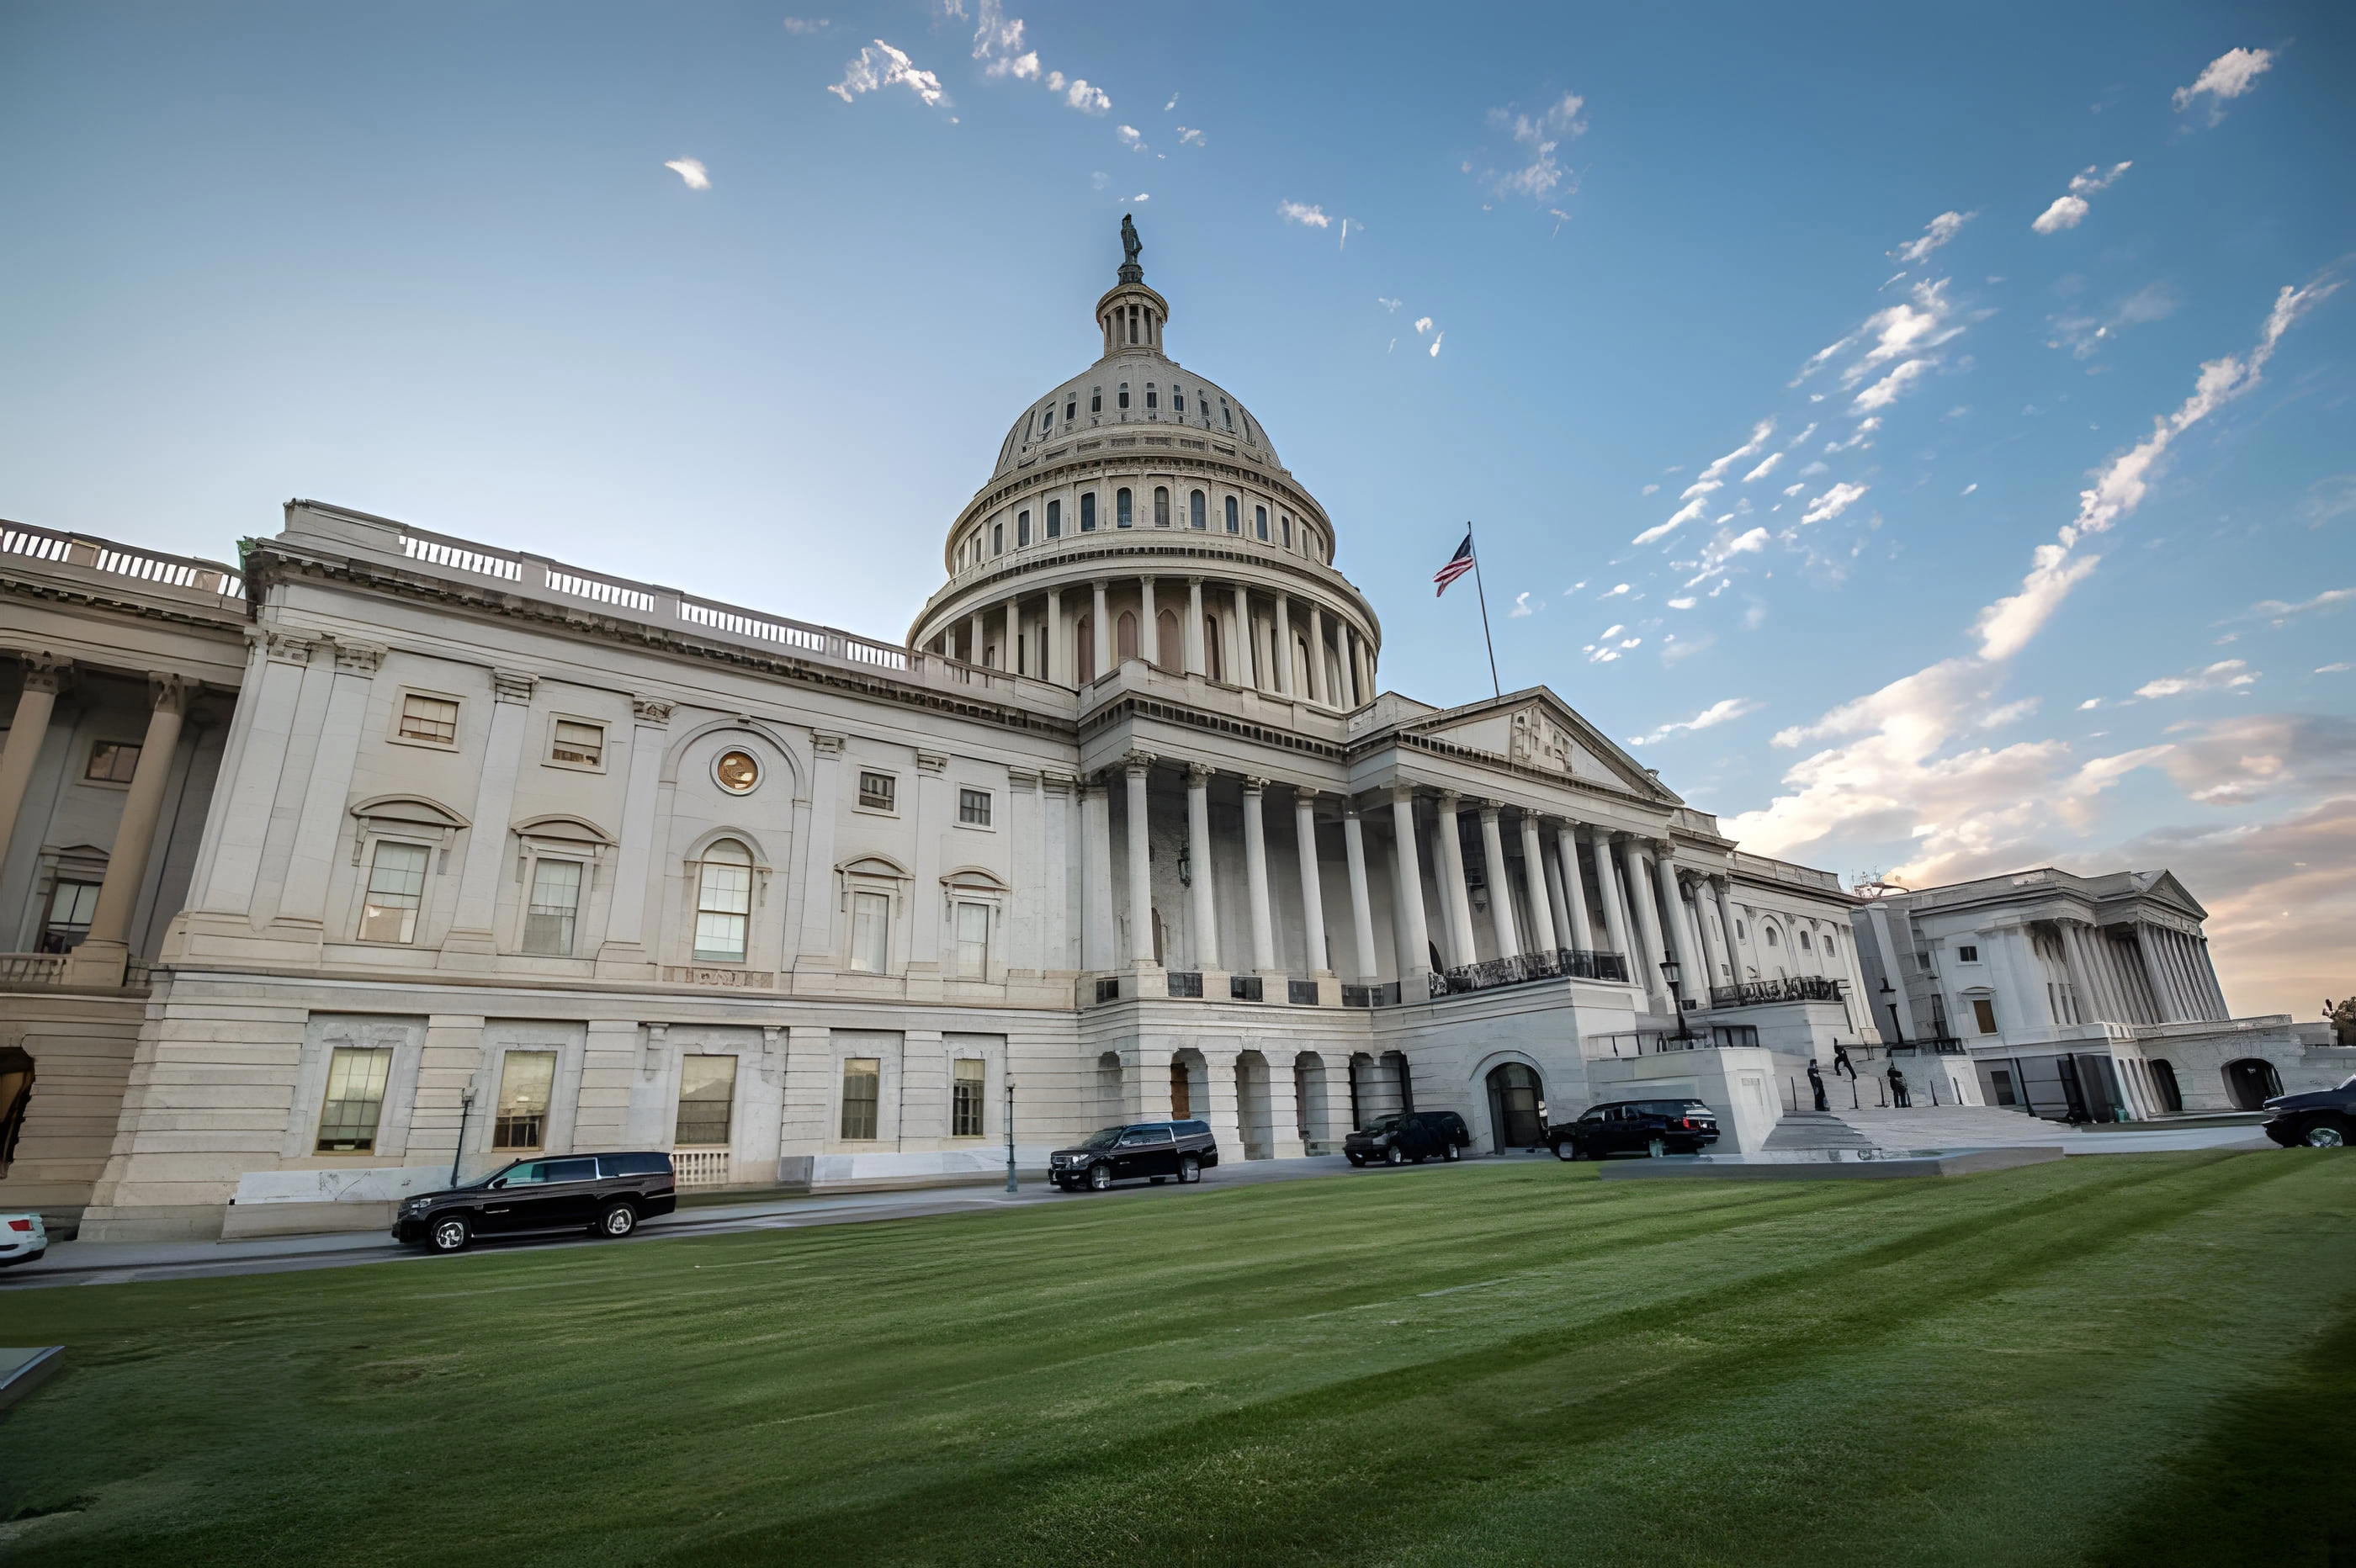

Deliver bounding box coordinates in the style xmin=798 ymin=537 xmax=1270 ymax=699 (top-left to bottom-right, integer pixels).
xmin=5 ymin=1152 xmax=2355 ymax=1566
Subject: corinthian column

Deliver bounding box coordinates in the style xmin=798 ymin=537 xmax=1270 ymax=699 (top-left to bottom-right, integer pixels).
xmin=1242 ymin=778 xmax=1276 ymax=972
xmin=1478 ymin=803 xmax=1518 ymax=958
xmin=1619 ymin=834 xmax=1669 ymax=1009
xmin=66 ymin=673 xmax=190 ymax=984
xmin=1517 ymin=812 xmax=1553 ymax=956
xmin=1123 ymin=755 xmax=1155 ymax=966
xmin=1557 ymin=823 xmax=1596 ymax=952
xmin=1294 ymin=789 xmax=1329 ymax=975
xmin=1432 ymin=792 xmax=1477 ymax=965
xmin=0 ymin=654 xmax=68 ymax=871
xmin=1185 ymin=764 xmax=1218 ymax=971
xmin=1388 ymin=786 xmax=1430 ymax=986
xmin=1343 ymin=808 xmax=1378 ymax=983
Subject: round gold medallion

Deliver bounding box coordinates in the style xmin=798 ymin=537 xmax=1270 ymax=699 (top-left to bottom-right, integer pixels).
xmin=715 ymin=750 xmax=760 ymax=793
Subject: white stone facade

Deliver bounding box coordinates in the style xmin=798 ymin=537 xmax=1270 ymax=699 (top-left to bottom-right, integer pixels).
xmin=1846 ymin=867 xmax=2348 ymax=1120
xmin=4 ymin=252 xmax=1895 ymax=1241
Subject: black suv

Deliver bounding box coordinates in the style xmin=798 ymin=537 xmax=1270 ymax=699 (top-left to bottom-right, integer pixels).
xmin=1547 ymin=1099 xmax=1721 ymax=1161
xmin=2262 ymin=1076 xmax=2356 ymax=1148
xmin=1345 ymin=1110 xmax=1471 ymax=1166
xmin=1049 ymin=1120 xmax=1220 ymax=1191
xmin=392 ymin=1152 xmax=678 ymax=1253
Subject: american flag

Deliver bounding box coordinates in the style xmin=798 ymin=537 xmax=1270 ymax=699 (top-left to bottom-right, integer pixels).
xmin=1432 ymin=531 xmax=1475 ymax=596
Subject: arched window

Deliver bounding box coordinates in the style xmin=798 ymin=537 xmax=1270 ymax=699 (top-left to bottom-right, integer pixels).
xmin=1224 ymin=496 xmax=1239 ymax=532
xmin=1154 ymin=486 xmax=1170 ymax=527
xmin=1016 ymin=509 xmax=1031 ymax=546
xmin=1173 ymin=387 xmax=1186 ymax=416
xmin=694 ymin=840 xmax=754 ymax=963
xmin=1145 ymin=383 xmax=1159 ymax=411
xmin=1040 ymin=405 xmax=1054 ymax=434
xmin=1116 ymin=611 xmax=1139 ymax=660
xmin=1190 ymin=490 xmax=1207 ymax=529
xmin=990 ymin=522 xmax=1003 ymax=555
xmin=1798 ymin=930 xmax=1812 ymax=951
xmin=1080 ymin=493 xmax=1097 ymax=532
xmin=1281 ymin=516 xmax=1292 ymax=548
xmin=2224 ymin=1058 xmax=2282 ymax=1110
xmin=1823 ymin=931 xmax=1838 ymax=956
xmin=1117 ymin=383 xmax=1131 ymax=411
xmin=2149 ymin=1058 xmax=2184 ymax=1114
xmin=1064 ymin=396 xmax=1076 ymax=422
xmin=1157 ymin=608 xmax=1181 ymax=668
xmin=1117 ymin=488 xmax=1133 ymax=528
xmin=1221 ymin=400 xmax=1234 ymax=431
xmin=1046 ymin=499 xmax=1062 ymax=538
xmin=1090 ymin=388 xmax=1101 ymax=414
xmin=1255 ymin=506 xmax=1269 ymax=541
xmin=1764 ymin=925 xmax=1780 ymax=946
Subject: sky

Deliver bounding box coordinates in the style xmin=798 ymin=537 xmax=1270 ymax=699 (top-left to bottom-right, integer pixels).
xmin=3 ymin=2 xmax=2352 ymax=1021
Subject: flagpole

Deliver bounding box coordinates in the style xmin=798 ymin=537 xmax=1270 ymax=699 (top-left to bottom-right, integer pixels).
xmin=1467 ymin=521 xmax=1501 ymax=698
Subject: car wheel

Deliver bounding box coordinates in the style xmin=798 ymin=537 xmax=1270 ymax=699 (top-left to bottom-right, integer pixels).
xmin=1552 ymin=1139 xmax=1579 ymax=1162
xmin=595 ymin=1203 xmax=639 ymax=1238
xmin=1443 ymin=1143 xmax=1462 ymax=1163
xmin=1345 ymin=1153 xmax=1365 ymax=1167
xmin=1383 ymin=1146 xmax=1405 ymax=1167
xmin=2300 ymin=1116 xmax=2352 ymax=1149
xmin=1179 ymin=1156 xmax=1202 ymax=1184
xmin=427 ymin=1216 xmax=471 ymax=1254
xmin=1087 ymin=1163 xmax=1113 ymax=1192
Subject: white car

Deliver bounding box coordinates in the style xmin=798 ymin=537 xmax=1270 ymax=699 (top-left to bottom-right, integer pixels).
xmin=0 ymin=1211 xmax=46 ymax=1267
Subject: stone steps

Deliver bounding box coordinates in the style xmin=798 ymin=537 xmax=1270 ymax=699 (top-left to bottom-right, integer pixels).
xmin=1762 ymin=1112 xmax=1880 ymax=1152
xmin=1835 ymin=1103 xmax=2069 ymax=1149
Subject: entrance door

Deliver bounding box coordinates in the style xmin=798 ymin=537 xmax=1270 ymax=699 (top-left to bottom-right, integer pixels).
xmin=2224 ymin=1058 xmax=2282 ymax=1110
xmin=1487 ymin=1063 xmax=1546 ymax=1150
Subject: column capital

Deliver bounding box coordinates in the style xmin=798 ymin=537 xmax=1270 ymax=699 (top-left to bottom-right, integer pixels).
xmin=1478 ymin=799 xmax=1504 ymax=820
xmin=1294 ymin=785 xmax=1321 ymax=803
xmin=332 ymin=642 xmax=387 ymax=675
xmin=1435 ymin=788 xmax=1462 ymax=808
xmin=915 ymin=750 xmax=949 ymax=774
xmin=146 ymin=672 xmax=194 ymax=713
xmin=1242 ymin=775 xmax=1270 ymax=795
xmin=13 ymin=652 xmax=71 ymax=693
xmin=1388 ymin=781 xmax=1419 ymax=805
xmin=1122 ymin=752 xmax=1156 ymax=778
xmin=1008 ymin=766 xmax=1041 ymax=791
xmin=491 ymin=669 xmax=538 ymax=705
xmin=263 ymin=630 xmax=321 ymax=665
xmin=809 ymin=729 xmax=846 ymax=755
xmin=1186 ymin=574 xmax=1206 ymax=585
xmin=1184 ymin=761 xmax=1214 ymax=786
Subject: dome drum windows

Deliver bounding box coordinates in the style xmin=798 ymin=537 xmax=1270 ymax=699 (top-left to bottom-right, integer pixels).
xmin=1145 ymin=383 xmax=1158 ymax=412
xmin=1224 ymin=496 xmax=1239 ymax=533
xmin=991 ymin=522 xmax=1004 ymax=555
xmin=1116 ymin=488 xmax=1133 ymax=528
xmin=1016 ymin=509 xmax=1031 ymax=546
xmin=1255 ymin=506 xmax=1269 ymax=542
xmin=1046 ymin=499 xmax=1063 ymax=537
xmin=1080 ymin=493 xmax=1098 ymax=532
xmin=1090 ymin=388 xmax=1101 ymax=415
xmin=1153 ymin=486 xmax=1170 ymax=527
xmin=1189 ymin=490 xmax=1207 ymax=529
xmin=1117 ymin=383 xmax=1131 ymax=412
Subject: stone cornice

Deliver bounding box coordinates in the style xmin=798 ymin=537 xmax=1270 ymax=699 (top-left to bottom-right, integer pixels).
xmin=0 ymin=571 xmax=252 ymax=643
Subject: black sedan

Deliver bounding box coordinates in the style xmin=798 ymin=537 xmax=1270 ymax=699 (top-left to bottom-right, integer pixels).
xmin=1547 ymin=1099 xmax=1720 ymax=1161
xmin=1049 ymin=1120 xmax=1220 ymax=1191
xmin=2262 ymin=1075 xmax=2356 ymax=1148
xmin=392 ymin=1152 xmax=677 ymax=1253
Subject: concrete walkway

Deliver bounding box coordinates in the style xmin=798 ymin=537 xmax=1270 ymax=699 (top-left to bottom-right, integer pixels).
xmin=0 ymin=1153 xmax=1392 ymax=1290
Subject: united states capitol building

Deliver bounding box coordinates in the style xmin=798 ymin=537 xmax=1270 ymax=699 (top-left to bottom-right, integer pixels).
xmin=1 ymin=236 xmax=2338 ymax=1241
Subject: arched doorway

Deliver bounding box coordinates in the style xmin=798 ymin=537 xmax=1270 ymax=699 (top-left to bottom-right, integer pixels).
xmin=2148 ymin=1057 xmax=2184 ymax=1114
xmin=1157 ymin=609 xmax=1181 ymax=669
xmin=1169 ymin=1057 xmax=1192 ymax=1118
xmin=1096 ymin=1052 xmax=1123 ymax=1125
xmin=1235 ymin=1052 xmax=1272 ymax=1158
xmin=1487 ymin=1062 xmax=1546 ymax=1151
xmin=1116 ymin=610 xmax=1139 ymax=661
xmin=2224 ymin=1057 xmax=2281 ymax=1110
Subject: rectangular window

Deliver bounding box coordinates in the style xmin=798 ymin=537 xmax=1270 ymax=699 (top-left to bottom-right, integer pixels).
xmin=675 ymin=1054 xmax=738 ymax=1147
xmin=1080 ymin=492 xmax=1097 ymax=532
xmin=958 ymin=787 xmax=992 ymax=826
xmin=1989 ymin=1068 xmax=2018 ymax=1106
xmin=849 ymin=891 xmax=890 ymax=973
xmin=1224 ymin=496 xmax=1239 ymax=532
xmin=39 ymin=879 xmax=100 ymax=952
xmin=85 ymin=740 xmax=141 ymax=782
xmin=952 ymin=902 xmax=990 ymax=978
xmin=1017 ymin=509 xmax=1031 ymax=546
xmin=316 ymin=1046 xmax=394 ymax=1152
xmin=549 ymin=720 xmax=603 ymax=767
xmin=358 ymin=840 xmax=431 ymax=943
xmin=1281 ymin=516 xmax=1292 ymax=548
xmin=992 ymin=522 xmax=1004 ymax=554
xmin=693 ymin=856 xmax=751 ymax=963
xmin=858 ymin=771 xmax=896 ymax=812
xmin=952 ymin=1058 xmax=985 ymax=1136
xmin=840 ymin=1057 xmax=880 ymax=1140
xmin=1972 ymin=999 xmax=1998 ymax=1034
xmin=523 ymin=858 xmax=583 ymax=956
xmin=1957 ymin=944 xmax=1980 ymax=962
xmin=1047 ymin=499 xmax=1062 ymax=537
xmin=398 ymin=693 xmax=460 ymax=745
xmin=491 ymin=1051 xmax=557 ymax=1149
xmin=1255 ymin=506 xmax=1269 ymax=541
xmin=1116 ymin=488 xmax=1133 ymax=528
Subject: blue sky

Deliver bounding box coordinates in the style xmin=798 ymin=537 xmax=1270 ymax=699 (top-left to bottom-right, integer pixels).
xmin=3 ymin=2 xmax=2351 ymax=1016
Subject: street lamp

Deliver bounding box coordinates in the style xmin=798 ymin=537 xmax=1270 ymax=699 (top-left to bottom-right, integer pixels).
xmin=451 ymin=1086 xmax=475 ymax=1187
xmin=1878 ymin=977 xmax=1907 ymax=1047
xmin=1003 ymin=1078 xmax=1019 ymax=1193
xmin=1659 ymin=956 xmax=1694 ymax=1043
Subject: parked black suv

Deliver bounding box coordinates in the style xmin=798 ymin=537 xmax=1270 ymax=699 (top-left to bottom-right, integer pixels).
xmin=1049 ymin=1120 xmax=1220 ymax=1191
xmin=1547 ymin=1099 xmax=1721 ymax=1160
xmin=2262 ymin=1076 xmax=2356 ymax=1148
xmin=1345 ymin=1110 xmax=1471 ymax=1166
xmin=392 ymin=1152 xmax=678 ymax=1253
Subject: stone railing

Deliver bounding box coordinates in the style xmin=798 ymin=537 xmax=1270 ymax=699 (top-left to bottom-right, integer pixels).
xmin=673 ymin=1148 xmax=733 ymax=1189
xmin=1437 ymin=948 xmax=1628 ymax=997
xmin=2 ymin=519 xmax=245 ymax=603
xmin=1586 ymin=1024 xmax=1764 ymax=1058
xmin=0 ymin=954 xmax=67 ymax=988
xmin=1731 ymin=851 xmax=1844 ymax=893
xmin=1710 ymin=976 xmax=1846 ymax=1007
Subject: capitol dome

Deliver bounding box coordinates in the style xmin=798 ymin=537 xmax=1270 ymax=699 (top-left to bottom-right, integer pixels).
xmin=911 ymin=221 xmax=1380 ymax=712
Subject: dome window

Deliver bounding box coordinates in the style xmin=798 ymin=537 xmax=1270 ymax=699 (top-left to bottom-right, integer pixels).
xmin=1041 ymin=405 xmax=1054 ymax=434
xmin=1017 ymin=509 xmax=1032 ymax=547
xmin=1117 ymin=384 xmax=1131 ymax=411
xmin=1145 ymin=384 xmax=1158 ymax=411
xmin=1221 ymin=400 xmax=1234 ymax=431
xmin=1173 ymin=387 xmax=1186 ymax=415
xmin=1255 ymin=506 xmax=1269 ymax=541
xmin=1046 ymin=500 xmax=1062 ymax=538
xmin=1080 ymin=493 xmax=1097 ymax=532
xmin=1064 ymin=397 xmax=1076 ymax=422
xmin=1281 ymin=516 xmax=1292 ymax=548
xmin=1116 ymin=488 xmax=1133 ymax=529
xmin=1090 ymin=388 xmax=1101 ymax=415
xmin=1224 ymin=496 xmax=1239 ymax=533
xmin=1189 ymin=490 xmax=1207 ymax=529
xmin=991 ymin=522 xmax=1004 ymax=555
xmin=1153 ymin=487 xmax=1170 ymax=527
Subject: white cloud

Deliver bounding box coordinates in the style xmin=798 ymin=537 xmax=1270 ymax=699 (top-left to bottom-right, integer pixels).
xmin=1698 ymin=420 xmax=1775 ymax=484
xmin=1276 ymin=200 xmax=1330 ymax=229
xmin=2319 ymin=663 xmax=2352 ymax=674
xmin=1508 ymin=591 xmax=1536 ymax=617
xmin=1601 ymin=583 xmax=1630 ymax=598
xmin=1630 ymin=697 xmax=1764 ymax=747
xmin=2173 ymin=47 xmax=2274 ymax=123
xmin=1800 ymin=482 xmax=1869 ymax=525
xmin=1825 ymin=416 xmax=1881 ymax=451
xmin=2135 ymin=659 xmax=2260 ymax=699
xmin=2031 ymin=162 xmax=2131 ymax=234
xmin=1632 ymin=422 xmax=1775 ymax=545
xmin=2049 ymin=280 xmax=2180 ymax=358
xmin=1781 ymin=482 xmax=1806 ymax=498
xmin=1666 ymin=596 xmax=1697 ymax=610
xmin=1377 ymin=297 xmax=1402 ymax=312
xmin=781 ymin=17 xmax=830 ymax=34
xmin=662 ymin=157 xmax=709 ymax=190
xmin=1429 ymin=332 xmax=1444 ymax=358
xmin=1175 ymin=125 xmax=1205 ymax=146
xmin=1743 ymin=452 xmax=1784 ymax=483
xmin=1892 ymin=210 xmax=1972 ymax=265
xmin=1853 ymin=358 xmax=1932 ymax=412
xmin=1976 ymin=273 xmax=2339 ymax=661
xmin=1486 ymin=92 xmax=1586 ymax=202
xmin=1414 ymin=316 xmax=1434 ymax=334
xmin=970 ymin=0 xmax=1036 ymax=76
xmin=1062 ymin=77 xmax=1110 ymax=114
xmin=1117 ymin=124 xmax=1144 ymax=150
xmin=830 ymin=40 xmax=948 ymax=108
xmin=2242 ymin=586 xmax=2355 ymax=622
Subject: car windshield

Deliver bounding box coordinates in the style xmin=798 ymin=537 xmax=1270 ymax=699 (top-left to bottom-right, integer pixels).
xmin=1077 ymin=1127 xmax=1128 ymax=1150
xmin=1365 ymin=1115 xmax=1402 ymax=1133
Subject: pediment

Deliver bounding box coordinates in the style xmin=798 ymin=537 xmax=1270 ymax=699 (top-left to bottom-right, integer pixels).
xmin=1404 ymin=688 xmax=1679 ymax=802
xmin=349 ymin=793 xmax=470 ymax=829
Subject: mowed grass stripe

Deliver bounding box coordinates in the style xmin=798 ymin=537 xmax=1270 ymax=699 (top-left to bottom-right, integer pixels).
xmin=3 ymin=1153 xmax=2349 ymax=1568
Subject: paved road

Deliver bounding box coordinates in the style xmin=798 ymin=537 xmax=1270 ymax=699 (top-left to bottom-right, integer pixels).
xmin=0 ymin=1126 xmax=2279 ymax=1292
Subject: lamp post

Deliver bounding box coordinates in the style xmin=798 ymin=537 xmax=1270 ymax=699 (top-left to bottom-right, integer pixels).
xmin=1879 ymin=977 xmax=1907 ymax=1047
xmin=1660 ymin=956 xmax=1694 ymax=1044
xmin=450 ymin=1086 xmax=475 ymax=1187
xmin=1004 ymin=1077 xmax=1019 ymax=1193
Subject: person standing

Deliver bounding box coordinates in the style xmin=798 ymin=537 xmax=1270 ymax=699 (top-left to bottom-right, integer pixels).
xmin=1807 ymin=1060 xmax=1829 ymax=1112
xmin=1886 ymin=1064 xmax=1911 ymax=1109
xmin=1832 ymin=1041 xmax=1858 ymax=1081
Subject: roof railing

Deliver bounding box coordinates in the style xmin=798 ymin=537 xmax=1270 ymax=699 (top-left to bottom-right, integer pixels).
xmin=2 ymin=520 xmax=245 ymax=601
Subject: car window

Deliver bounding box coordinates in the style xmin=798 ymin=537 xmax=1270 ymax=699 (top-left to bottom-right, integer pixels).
xmin=1175 ymin=1120 xmax=1211 ymax=1136
xmin=1578 ymin=1109 xmax=1606 ymax=1123
xmin=501 ymin=1161 xmax=550 ymax=1186
xmin=1079 ymin=1127 xmax=1126 ymax=1149
xmin=1632 ymin=1101 xmax=1702 ymax=1117
xmin=600 ymin=1152 xmax=671 ymax=1178
xmin=544 ymin=1157 xmax=599 ymax=1184
xmin=1117 ymin=1130 xmax=1159 ymax=1147
xmin=1367 ymin=1115 xmax=1401 ymax=1133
